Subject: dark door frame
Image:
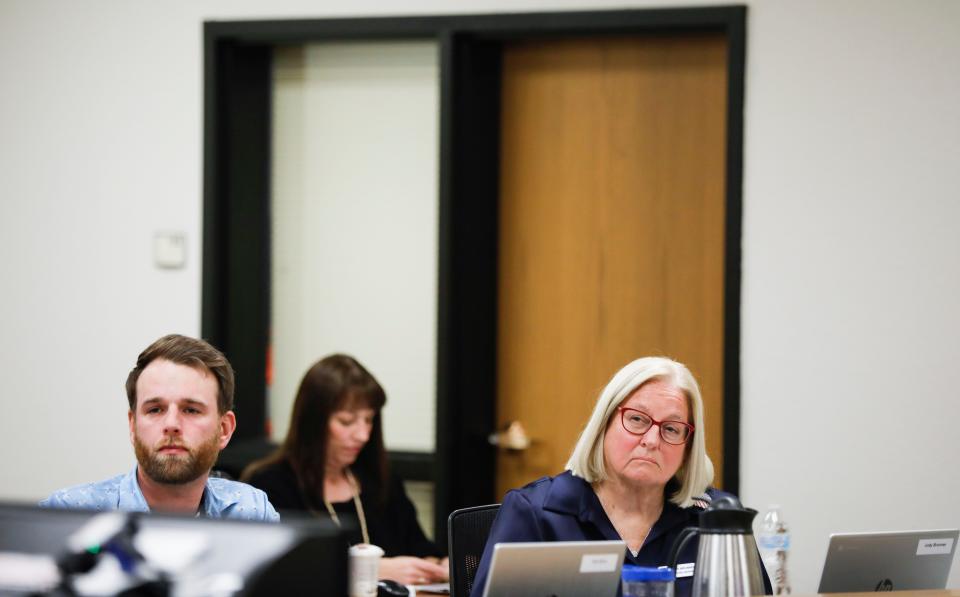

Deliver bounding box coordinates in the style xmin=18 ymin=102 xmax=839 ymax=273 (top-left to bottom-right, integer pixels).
xmin=202 ymin=5 xmax=747 ymax=545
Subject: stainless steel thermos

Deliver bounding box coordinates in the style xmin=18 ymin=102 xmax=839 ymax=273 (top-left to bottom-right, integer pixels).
xmin=667 ymin=496 xmax=766 ymax=597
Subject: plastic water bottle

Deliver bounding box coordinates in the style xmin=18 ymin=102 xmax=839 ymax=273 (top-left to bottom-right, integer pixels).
xmin=757 ymin=505 xmax=791 ymax=594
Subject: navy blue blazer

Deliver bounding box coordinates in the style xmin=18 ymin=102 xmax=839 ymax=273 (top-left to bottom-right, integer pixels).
xmin=470 ymin=471 xmax=771 ymax=597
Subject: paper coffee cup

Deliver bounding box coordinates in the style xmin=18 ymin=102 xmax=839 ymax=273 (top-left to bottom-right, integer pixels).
xmin=349 ymin=543 xmax=385 ymax=597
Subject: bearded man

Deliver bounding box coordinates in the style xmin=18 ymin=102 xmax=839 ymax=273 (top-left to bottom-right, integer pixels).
xmin=41 ymin=334 xmax=279 ymax=521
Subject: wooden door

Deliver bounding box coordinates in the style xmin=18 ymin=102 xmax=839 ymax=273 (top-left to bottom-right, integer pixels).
xmin=496 ymin=34 xmax=728 ymax=499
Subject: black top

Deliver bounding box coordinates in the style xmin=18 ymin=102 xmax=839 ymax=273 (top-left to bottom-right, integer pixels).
xmin=245 ymin=459 xmax=442 ymax=558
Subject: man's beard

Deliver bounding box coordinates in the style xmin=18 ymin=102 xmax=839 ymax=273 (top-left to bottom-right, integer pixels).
xmin=134 ymin=432 xmax=221 ymax=485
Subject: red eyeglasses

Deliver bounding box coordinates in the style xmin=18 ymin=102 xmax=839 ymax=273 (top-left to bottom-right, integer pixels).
xmin=617 ymin=407 xmax=694 ymax=445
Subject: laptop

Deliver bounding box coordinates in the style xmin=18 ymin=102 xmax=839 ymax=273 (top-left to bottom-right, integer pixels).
xmin=817 ymin=529 xmax=959 ymax=593
xmin=481 ymin=540 xmax=625 ymax=597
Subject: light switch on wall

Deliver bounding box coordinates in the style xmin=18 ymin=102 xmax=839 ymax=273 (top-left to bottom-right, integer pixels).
xmin=153 ymin=232 xmax=186 ymax=269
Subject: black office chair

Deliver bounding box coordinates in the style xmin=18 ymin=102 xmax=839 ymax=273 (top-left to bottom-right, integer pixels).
xmin=447 ymin=503 xmax=501 ymax=597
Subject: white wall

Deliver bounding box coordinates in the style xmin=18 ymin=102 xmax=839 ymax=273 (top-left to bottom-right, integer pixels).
xmin=740 ymin=2 xmax=960 ymax=592
xmin=0 ymin=1 xmax=207 ymax=498
xmin=1 ymin=0 xmax=958 ymax=593
xmin=271 ymin=41 xmax=439 ymax=451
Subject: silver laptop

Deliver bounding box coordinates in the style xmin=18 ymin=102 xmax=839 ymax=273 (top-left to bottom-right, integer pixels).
xmin=818 ymin=529 xmax=959 ymax=593
xmin=481 ymin=540 xmax=625 ymax=597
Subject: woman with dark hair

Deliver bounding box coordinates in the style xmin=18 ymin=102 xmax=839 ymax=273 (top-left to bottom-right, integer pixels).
xmin=242 ymin=354 xmax=447 ymax=585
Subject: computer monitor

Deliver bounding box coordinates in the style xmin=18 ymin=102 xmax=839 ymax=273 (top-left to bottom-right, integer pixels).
xmin=0 ymin=502 xmax=349 ymax=596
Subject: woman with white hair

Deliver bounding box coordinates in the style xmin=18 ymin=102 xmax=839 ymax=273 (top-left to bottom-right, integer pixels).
xmin=469 ymin=356 xmax=771 ymax=597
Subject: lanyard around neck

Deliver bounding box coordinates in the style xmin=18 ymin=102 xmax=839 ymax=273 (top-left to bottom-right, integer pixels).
xmin=323 ymin=468 xmax=370 ymax=545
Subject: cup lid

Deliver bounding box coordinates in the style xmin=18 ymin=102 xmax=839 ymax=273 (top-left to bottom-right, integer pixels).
xmin=348 ymin=543 xmax=384 ymax=556
xmin=621 ymin=565 xmax=675 ymax=582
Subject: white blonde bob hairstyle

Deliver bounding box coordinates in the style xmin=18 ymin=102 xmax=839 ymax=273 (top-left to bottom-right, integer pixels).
xmin=565 ymin=356 xmax=714 ymax=508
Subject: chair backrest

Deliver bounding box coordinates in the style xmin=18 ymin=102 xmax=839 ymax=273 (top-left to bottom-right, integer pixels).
xmin=447 ymin=503 xmax=501 ymax=597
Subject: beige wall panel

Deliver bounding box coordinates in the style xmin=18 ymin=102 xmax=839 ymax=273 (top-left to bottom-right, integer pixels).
xmin=271 ymin=41 xmax=440 ymax=452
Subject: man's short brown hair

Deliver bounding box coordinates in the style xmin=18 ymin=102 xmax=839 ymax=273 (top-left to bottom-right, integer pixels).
xmin=125 ymin=334 xmax=235 ymax=414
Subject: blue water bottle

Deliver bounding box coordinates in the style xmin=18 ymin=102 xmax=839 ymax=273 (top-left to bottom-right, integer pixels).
xmin=621 ymin=565 xmax=675 ymax=597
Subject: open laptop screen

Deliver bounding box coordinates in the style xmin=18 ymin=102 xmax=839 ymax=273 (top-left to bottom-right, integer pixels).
xmin=818 ymin=529 xmax=958 ymax=593
xmin=482 ymin=540 xmax=625 ymax=597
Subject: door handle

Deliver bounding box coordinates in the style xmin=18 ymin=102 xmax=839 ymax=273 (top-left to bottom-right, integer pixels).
xmin=488 ymin=420 xmax=532 ymax=451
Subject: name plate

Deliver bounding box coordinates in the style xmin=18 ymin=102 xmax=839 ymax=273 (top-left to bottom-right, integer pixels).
xmin=917 ymin=538 xmax=954 ymax=556
xmin=579 ymin=553 xmax=619 ymax=573
xmin=676 ymin=562 xmax=695 ymax=578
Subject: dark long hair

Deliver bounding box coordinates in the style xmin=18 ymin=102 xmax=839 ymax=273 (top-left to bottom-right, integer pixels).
xmin=243 ymin=354 xmax=388 ymax=508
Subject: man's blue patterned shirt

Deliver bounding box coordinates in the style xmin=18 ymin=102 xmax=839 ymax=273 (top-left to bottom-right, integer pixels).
xmin=40 ymin=466 xmax=280 ymax=522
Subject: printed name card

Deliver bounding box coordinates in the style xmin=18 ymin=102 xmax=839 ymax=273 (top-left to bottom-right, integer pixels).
xmin=917 ymin=538 xmax=954 ymax=556
xmin=579 ymin=553 xmax=619 ymax=573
